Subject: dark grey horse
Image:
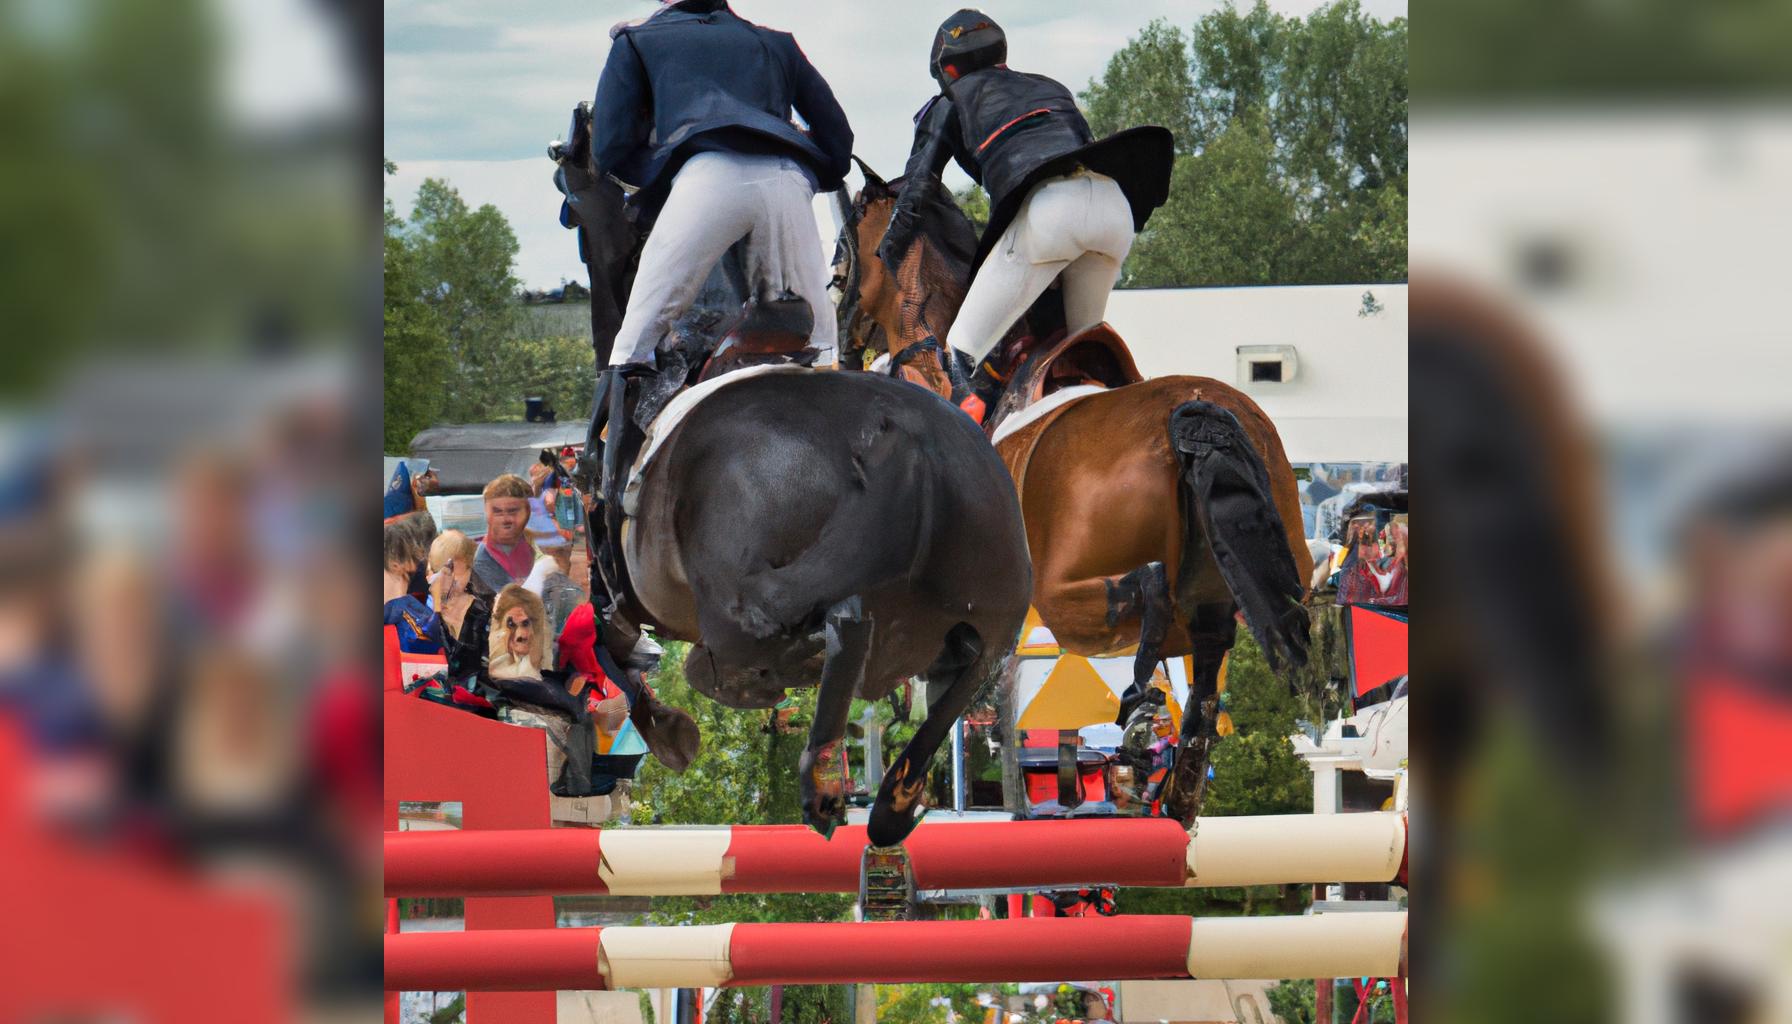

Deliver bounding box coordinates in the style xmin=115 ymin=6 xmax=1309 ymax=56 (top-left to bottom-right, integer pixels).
xmin=626 ymin=370 xmax=1030 ymax=845
xmin=557 ymin=124 xmax=1032 ymax=845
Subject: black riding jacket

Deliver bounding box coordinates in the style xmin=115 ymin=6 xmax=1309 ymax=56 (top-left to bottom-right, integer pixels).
xmin=884 ymin=66 xmax=1173 ymax=280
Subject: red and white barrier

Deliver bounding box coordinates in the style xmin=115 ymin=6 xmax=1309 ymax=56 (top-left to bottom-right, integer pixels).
xmin=384 ymin=913 xmax=1408 ymax=991
xmin=384 ymin=812 xmax=1407 ymax=897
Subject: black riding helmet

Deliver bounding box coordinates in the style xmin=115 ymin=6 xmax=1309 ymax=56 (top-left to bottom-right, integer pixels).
xmin=930 ymin=9 xmax=1006 ymax=88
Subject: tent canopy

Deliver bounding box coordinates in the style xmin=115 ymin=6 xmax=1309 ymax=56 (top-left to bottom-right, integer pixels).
xmin=408 ymin=423 xmax=586 ymax=494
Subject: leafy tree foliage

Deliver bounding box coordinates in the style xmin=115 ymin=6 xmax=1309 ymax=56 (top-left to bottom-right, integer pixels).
xmin=383 ymin=164 xmax=451 ymax=452
xmin=384 ymin=170 xmax=596 ymax=450
xmin=1082 ymin=0 xmax=1407 ymax=287
xmin=401 ymin=177 xmax=526 ymax=421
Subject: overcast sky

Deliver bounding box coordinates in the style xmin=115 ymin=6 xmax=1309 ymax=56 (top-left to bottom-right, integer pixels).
xmin=385 ymin=0 xmax=1407 ymax=289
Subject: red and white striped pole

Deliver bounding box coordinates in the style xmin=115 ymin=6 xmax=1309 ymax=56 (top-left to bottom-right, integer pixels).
xmin=385 ymin=813 xmax=1406 ymax=897
xmin=384 ymin=914 xmax=1407 ymax=992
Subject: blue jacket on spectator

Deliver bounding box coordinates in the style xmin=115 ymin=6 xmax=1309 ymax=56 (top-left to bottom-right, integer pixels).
xmin=591 ymin=0 xmax=853 ymax=220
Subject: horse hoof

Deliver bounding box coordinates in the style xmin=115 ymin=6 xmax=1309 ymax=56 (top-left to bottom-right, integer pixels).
xmin=866 ymin=799 xmax=924 ymax=848
xmin=803 ymin=809 xmax=839 ymax=840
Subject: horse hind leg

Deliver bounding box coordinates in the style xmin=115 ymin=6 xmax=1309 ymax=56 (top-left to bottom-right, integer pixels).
xmin=1106 ymin=561 xmax=1172 ymax=726
xmin=799 ymin=597 xmax=872 ymax=838
xmin=868 ymin=623 xmax=991 ymax=848
xmin=1159 ymin=602 xmax=1237 ymax=827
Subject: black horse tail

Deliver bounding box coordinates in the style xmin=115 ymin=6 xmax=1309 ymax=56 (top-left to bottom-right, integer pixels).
xmin=1168 ymin=401 xmax=1309 ymax=673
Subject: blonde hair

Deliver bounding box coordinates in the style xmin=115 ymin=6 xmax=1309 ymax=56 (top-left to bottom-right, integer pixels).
xmin=482 ymin=474 xmax=531 ymax=502
xmin=428 ymin=529 xmax=477 ymax=574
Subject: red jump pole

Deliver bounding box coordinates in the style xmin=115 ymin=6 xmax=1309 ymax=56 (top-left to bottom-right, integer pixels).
xmin=384 ymin=914 xmax=1408 ymax=992
xmin=385 ymin=927 xmax=604 ymax=993
xmin=385 ymin=814 xmax=1409 ymax=897
xmin=385 ymin=818 xmax=1193 ymax=897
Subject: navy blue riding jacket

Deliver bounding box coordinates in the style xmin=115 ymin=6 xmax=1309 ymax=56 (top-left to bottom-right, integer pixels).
xmin=591 ymin=0 xmax=853 ymax=219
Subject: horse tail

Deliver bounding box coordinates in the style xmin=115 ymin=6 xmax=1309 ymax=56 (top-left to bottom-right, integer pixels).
xmin=1168 ymin=400 xmax=1310 ymax=673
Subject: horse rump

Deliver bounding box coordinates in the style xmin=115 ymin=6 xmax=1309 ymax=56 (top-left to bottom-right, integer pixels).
xmin=1168 ymin=400 xmax=1309 ymax=673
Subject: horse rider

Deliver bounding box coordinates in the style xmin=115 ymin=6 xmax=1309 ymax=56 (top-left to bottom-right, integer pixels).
xmin=876 ymin=9 xmax=1175 ymax=424
xmin=581 ymin=0 xmax=852 ymax=614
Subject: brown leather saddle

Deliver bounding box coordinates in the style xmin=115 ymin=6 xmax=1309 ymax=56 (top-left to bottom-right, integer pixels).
xmin=696 ymin=293 xmax=819 ymax=382
xmin=987 ymin=322 xmax=1144 ymax=432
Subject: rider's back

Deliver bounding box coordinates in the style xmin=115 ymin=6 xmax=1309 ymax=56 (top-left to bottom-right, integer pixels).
xmin=593 ymin=0 xmax=852 ymax=216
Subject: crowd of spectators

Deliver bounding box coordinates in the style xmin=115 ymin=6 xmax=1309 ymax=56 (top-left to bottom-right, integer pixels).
xmin=384 ymin=459 xmax=643 ymax=804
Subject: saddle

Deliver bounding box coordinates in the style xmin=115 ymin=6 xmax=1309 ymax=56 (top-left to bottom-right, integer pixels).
xmin=696 ymin=293 xmax=818 ymax=383
xmin=987 ymin=322 xmax=1144 ymax=432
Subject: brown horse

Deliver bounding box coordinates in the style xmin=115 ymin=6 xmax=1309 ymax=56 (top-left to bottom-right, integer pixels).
xmin=836 ymin=167 xmax=1313 ymax=824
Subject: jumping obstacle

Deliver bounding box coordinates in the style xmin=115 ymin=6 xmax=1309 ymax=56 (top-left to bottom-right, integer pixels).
xmin=383 ymin=628 xmax=1408 ymax=1016
xmin=385 ymin=913 xmax=1408 ymax=992
xmin=385 ymin=812 xmax=1407 ymax=897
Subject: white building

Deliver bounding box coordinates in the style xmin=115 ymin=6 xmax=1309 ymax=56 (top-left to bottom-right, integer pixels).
xmin=1099 ymin=283 xmax=1408 ymax=465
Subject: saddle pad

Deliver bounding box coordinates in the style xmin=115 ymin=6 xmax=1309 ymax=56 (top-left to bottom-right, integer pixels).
xmin=990 ymin=385 xmax=1104 ymax=446
xmin=623 ymin=363 xmax=811 ymax=517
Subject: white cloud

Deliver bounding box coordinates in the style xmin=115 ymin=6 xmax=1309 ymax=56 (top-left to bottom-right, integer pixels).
xmin=384 ymin=0 xmax=1407 ymax=288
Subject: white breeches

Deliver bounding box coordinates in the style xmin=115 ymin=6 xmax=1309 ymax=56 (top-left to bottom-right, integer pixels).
xmin=610 ymin=151 xmax=836 ymax=367
xmin=946 ymin=168 xmax=1135 ymax=364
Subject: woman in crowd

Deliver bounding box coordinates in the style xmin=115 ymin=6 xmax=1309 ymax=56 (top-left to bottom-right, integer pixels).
xmin=426 ymin=529 xmax=486 ymax=681
xmin=382 ymin=520 xmax=441 ymax=654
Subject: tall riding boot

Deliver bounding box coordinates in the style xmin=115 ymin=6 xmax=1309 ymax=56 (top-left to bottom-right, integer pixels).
xmin=960 ymin=353 xmax=1003 ymax=425
xmin=945 ymin=345 xmax=974 ymax=403
xmin=589 ymin=363 xmax=655 ymax=614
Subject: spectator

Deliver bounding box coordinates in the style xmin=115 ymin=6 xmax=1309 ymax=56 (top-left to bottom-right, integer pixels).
xmin=383 ymin=520 xmax=441 ymax=654
xmin=488 ymin=584 xmax=549 ymax=681
xmin=473 ymin=474 xmax=535 ymax=593
xmin=171 ymin=452 xmax=257 ymax=635
xmin=427 ymin=530 xmax=486 ymax=682
xmin=522 ymin=530 xmax=584 ymax=660
xmin=393 ymin=510 xmax=437 ymax=600
xmin=556 ymin=602 xmax=629 ymax=735
xmin=551 ymin=447 xmax=585 ymax=533
xmin=558 ymin=602 xmax=638 ymax=798
xmin=527 ymin=459 xmax=553 ymax=498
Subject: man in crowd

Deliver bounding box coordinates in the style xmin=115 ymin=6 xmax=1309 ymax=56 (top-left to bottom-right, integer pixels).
xmin=472 ymin=474 xmax=536 ymax=594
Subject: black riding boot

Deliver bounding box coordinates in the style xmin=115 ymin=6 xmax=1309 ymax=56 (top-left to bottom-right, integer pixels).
xmin=950 ymin=350 xmax=1004 ymax=425
xmin=583 ymin=363 xmax=655 ymax=610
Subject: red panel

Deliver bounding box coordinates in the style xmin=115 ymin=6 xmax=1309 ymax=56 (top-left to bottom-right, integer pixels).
xmin=1691 ymin=673 xmax=1792 ymax=835
xmin=0 ymin=725 xmax=288 ymax=1023
xmin=383 ymin=625 xmax=557 ymax=1022
xmin=1348 ymin=606 xmax=1409 ymax=696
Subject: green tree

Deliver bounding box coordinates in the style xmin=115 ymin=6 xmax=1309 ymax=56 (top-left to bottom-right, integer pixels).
xmin=952 ymin=184 xmax=991 ymax=237
xmin=1080 ymin=0 xmax=1407 ymax=286
xmin=383 ymin=163 xmax=451 ymax=452
xmin=402 ymin=177 xmax=524 ymax=420
xmin=1082 ymin=19 xmax=1197 ymax=153
xmin=1119 ymin=113 xmax=1299 ymax=287
xmin=507 ymin=333 xmax=597 ymax=428
xmin=1268 ymin=979 xmax=1316 ymax=1024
